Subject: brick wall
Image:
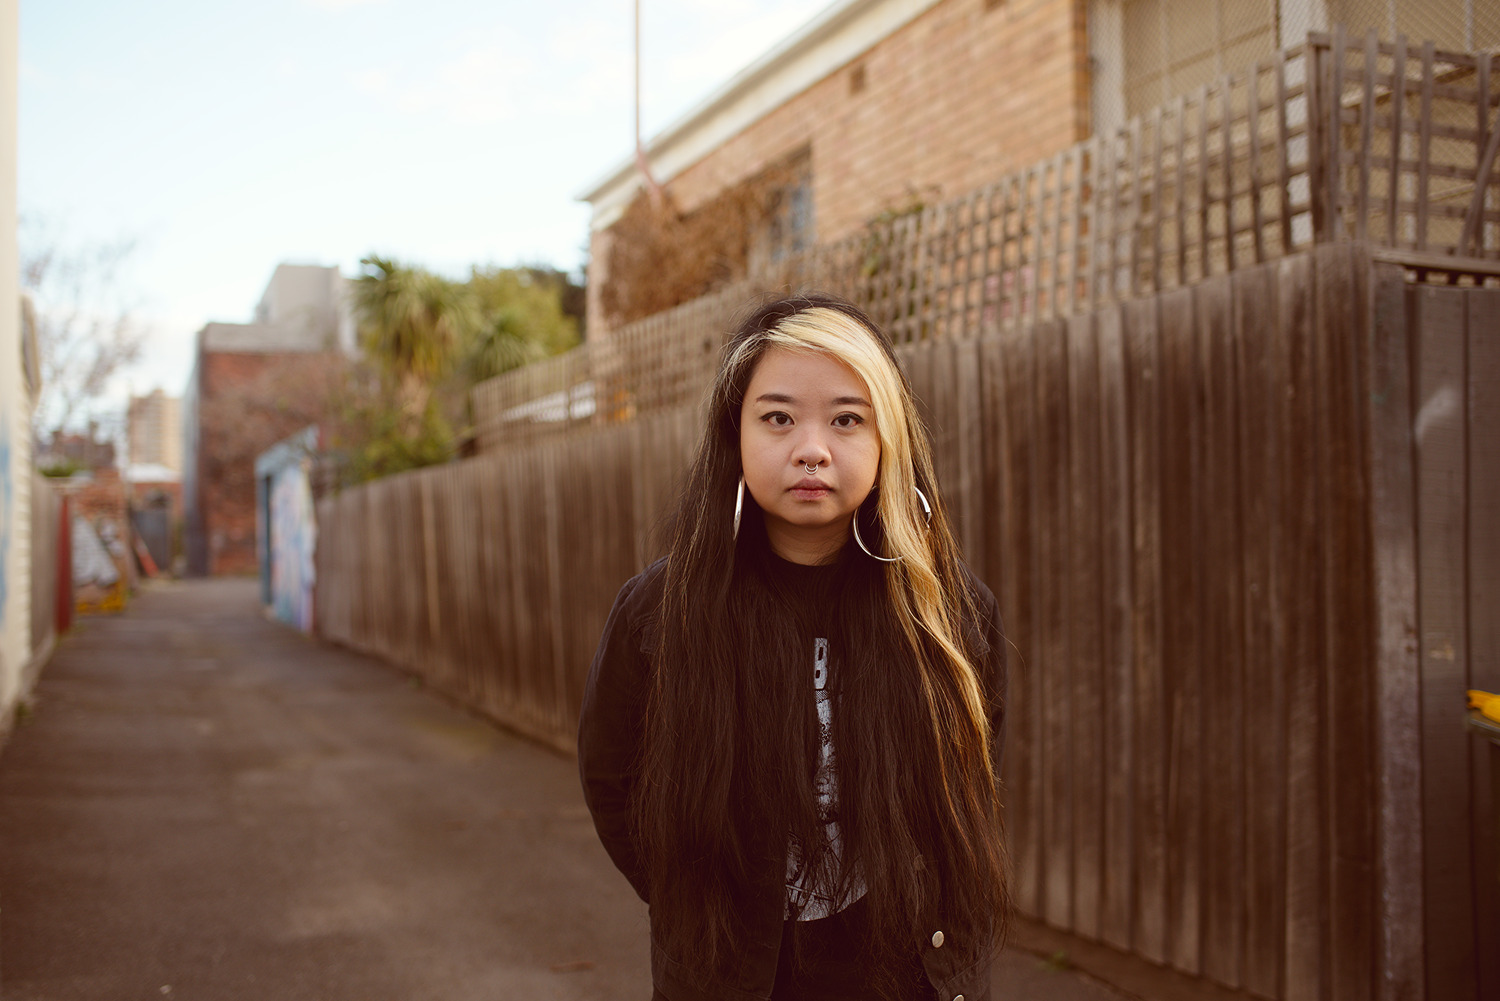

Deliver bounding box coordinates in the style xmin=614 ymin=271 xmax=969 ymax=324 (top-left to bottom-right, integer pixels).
xmin=70 ymin=468 xmax=128 ymax=528
xmin=590 ymin=0 xmax=1090 ymax=329
xmin=195 ymin=351 xmax=338 ymax=576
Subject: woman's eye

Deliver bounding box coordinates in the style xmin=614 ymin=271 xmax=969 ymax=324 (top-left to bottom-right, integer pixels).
xmin=762 ymin=412 xmax=793 ymax=427
xmin=833 ymin=413 xmax=863 ymax=429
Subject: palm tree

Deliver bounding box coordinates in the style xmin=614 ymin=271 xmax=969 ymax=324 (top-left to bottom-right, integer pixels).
xmin=340 ymin=256 xmax=582 ymax=480
xmin=461 ymin=267 xmax=579 ymax=383
xmin=350 ymin=256 xmax=479 ymax=425
xmin=465 ymin=307 xmax=547 ymax=383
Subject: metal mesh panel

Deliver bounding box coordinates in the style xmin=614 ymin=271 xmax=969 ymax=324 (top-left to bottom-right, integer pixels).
xmin=1330 ymin=0 xmax=1500 ymax=50
xmin=1091 ymin=0 xmax=1498 ymax=130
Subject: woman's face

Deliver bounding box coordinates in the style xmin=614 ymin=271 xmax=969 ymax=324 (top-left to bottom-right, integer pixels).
xmin=739 ymin=345 xmax=881 ymax=564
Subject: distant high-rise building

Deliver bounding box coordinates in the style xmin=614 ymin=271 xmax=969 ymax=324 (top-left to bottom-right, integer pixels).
xmin=127 ymin=389 xmax=182 ymax=472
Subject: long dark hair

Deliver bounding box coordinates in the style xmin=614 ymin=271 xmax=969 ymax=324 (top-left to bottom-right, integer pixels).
xmin=635 ymin=293 xmax=1008 ymax=992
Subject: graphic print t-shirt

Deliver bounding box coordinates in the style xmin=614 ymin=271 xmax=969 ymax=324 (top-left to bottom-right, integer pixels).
xmin=781 ymin=563 xmax=867 ymax=921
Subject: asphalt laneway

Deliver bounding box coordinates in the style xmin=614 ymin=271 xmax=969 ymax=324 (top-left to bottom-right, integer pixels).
xmin=0 ymin=577 xmax=1135 ymax=1001
xmin=0 ymin=578 xmax=648 ymax=1001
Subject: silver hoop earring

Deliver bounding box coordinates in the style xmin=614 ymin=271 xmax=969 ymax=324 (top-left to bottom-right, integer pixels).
xmin=851 ymin=486 xmax=933 ymax=562
xmin=852 ymin=510 xmax=899 ymax=562
xmin=733 ymin=476 xmax=745 ymax=540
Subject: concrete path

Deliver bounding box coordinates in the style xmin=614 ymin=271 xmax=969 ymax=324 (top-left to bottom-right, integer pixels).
xmin=0 ymin=578 xmax=1136 ymax=1001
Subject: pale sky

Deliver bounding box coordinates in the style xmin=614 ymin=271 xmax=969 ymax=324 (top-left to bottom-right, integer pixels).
xmin=19 ymin=0 xmax=823 ymax=404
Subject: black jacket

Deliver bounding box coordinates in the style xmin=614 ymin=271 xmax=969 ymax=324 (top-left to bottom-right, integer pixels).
xmin=577 ymin=559 xmax=1008 ymax=1001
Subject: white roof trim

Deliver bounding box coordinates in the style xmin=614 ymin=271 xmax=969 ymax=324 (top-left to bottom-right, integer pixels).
xmin=124 ymin=463 xmax=181 ymax=484
xmin=577 ymin=0 xmax=944 ymax=231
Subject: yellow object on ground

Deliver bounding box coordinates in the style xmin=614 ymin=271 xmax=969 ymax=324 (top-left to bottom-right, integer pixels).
xmin=1469 ymin=690 xmax=1500 ymax=724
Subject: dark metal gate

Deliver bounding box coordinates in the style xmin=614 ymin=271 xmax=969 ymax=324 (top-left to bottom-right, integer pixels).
xmin=129 ymin=504 xmax=171 ymax=576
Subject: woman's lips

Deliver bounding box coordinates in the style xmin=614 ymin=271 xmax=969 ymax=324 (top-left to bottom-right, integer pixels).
xmin=790 ymin=478 xmax=831 ymax=500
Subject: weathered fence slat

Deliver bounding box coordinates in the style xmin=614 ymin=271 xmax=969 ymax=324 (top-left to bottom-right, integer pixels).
xmin=1315 ymin=246 xmax=1376 ymax=1001
xmin=1066 ymin=309 xmax=1103 ymax=942
xmin=1122 ymin=293 xmax=1167 ymax=965
xmin=1197 ymin=272 xmax=1244 ymax=991
xmin=1156 ymin=285 xmax=1203 ymax=976
xmin=1234 ymin=259 xmax=1286 ymax=1000
xmin=1034 ymin=313 xmax=1074 ymax=931
xmin=997 ymin=316 xmax=1040 ymax=919
xmin=1366 ymin=264 xmax=1423 ymax=1001
xmin=1275 ymin=252 xmax=1327 ymax=1001
xmin=1094 ymin=302 xmax=1134 ymax=956
xmin=1413 ymin=285 xmax=1477 ymax=1000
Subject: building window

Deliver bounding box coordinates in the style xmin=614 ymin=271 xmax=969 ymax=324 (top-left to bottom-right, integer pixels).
xmin=761 ymin=151 xmax=815 ymax=265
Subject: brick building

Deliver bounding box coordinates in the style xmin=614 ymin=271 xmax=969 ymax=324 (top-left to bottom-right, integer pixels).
xmin=581 ymin=0 xmax=1088 ymax=332
xmin=38 ymin=427 xmax=116 ymax=472
xmin=183 ymin=265 xmax=350 ymax=576
xmin=580 ymin=0 xmax=1492 ymax=333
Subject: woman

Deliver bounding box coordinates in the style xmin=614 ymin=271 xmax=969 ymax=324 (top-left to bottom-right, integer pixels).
xmin=579 ymin=293 xmax=1009 ymax=1001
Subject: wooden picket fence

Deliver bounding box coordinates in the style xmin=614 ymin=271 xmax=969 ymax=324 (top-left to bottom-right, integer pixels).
xmin=316 ymin=409 xmax=699 ymax=748
xmin=26 ymin=474 xmax=67 ymax=678
xmin=319 ymin=241 xmax=1499 ymax=1000
xmin=472 ymin=29 xmax=1500 ymax=453
xmin=319 ymin=24 xmax=1500 ymax=1001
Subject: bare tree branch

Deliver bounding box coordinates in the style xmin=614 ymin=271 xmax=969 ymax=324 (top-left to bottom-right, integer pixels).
xmin=19 ymin=216 xmax=148 ymax=439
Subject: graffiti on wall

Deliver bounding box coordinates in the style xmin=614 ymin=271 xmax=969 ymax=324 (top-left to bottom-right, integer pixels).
xmin=269 ymin=459 xmax=316 ymax=632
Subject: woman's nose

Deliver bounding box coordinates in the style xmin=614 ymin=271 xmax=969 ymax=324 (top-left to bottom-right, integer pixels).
xmin=794 ymin=430 xmax=833 ymax=467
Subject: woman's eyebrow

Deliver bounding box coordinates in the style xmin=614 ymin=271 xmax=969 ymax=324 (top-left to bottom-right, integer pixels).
xmin=752 ymin=392 xmax=873 ymax=407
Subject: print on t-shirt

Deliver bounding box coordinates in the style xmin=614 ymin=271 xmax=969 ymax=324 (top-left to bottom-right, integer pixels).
xmin=786 ymin=635 xmax=867 ymax=920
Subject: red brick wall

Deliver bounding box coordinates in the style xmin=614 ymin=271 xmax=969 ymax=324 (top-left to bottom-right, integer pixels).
xmin=196 ymin=351 xmax=339 ymax=576
xmin=591 ymin=0 xmax=1090 ymax=328
xmin=70 ymin=468 xmax=128 ymax=528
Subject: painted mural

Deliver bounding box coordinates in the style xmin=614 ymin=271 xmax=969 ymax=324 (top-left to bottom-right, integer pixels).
xmin=269 ymin=459 xmax=316 ymax=632
xmin=73 ymin=516 xmax=126 ymax=614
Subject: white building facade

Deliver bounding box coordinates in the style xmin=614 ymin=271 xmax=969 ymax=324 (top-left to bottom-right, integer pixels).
xmin=1 ymin=0 xmax=35 ymax=736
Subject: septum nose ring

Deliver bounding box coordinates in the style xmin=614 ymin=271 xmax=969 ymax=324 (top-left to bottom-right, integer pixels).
xmin=803 ymin=462 xmax=820 ymax=475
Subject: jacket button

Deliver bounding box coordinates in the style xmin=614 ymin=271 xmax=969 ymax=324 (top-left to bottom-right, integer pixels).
xmin=931 ymin=930 xmax=945 ymax=948
xmin=953 ymin=995 xmax=964 ymax=1001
